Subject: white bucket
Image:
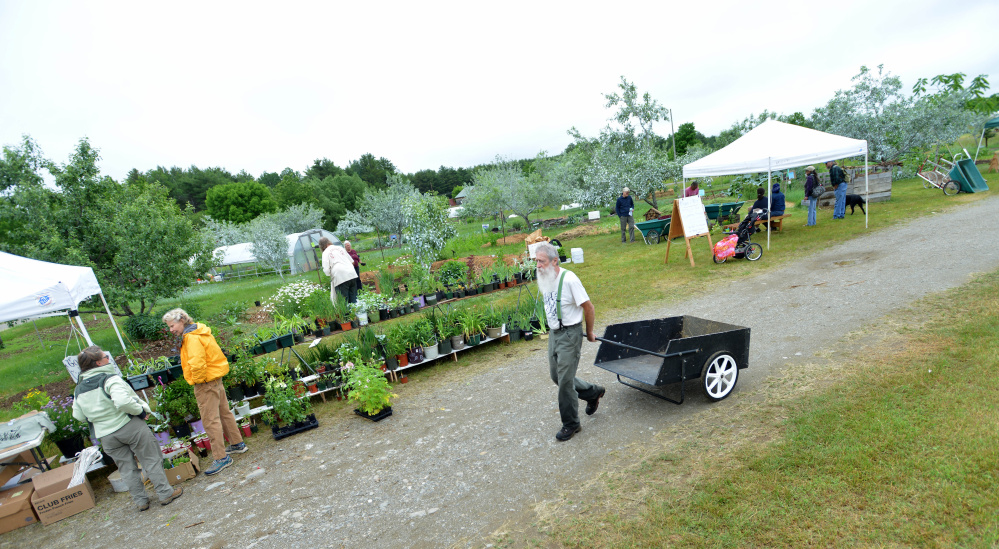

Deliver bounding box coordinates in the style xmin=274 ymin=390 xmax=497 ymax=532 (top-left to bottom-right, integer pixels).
xmin=571 ymin=248 xmax=584 ymax=263
xmin=108 ymin=471 xmax=128 ymax=492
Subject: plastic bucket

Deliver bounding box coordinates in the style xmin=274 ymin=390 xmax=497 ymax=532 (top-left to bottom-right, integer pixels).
xmin=108 ymin=471 xmax=129 ymax=493
xmin=571 ymin=248 xmax=584 ymax=263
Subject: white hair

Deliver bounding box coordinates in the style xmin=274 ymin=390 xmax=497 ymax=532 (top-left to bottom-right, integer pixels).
xmin=534 ymin=242 xmax=559 ymax=262
xmin=161 ymin=308 xmax=193 ymax=325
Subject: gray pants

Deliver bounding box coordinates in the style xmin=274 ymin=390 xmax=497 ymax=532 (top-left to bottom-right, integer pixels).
xmin=548 ymin=324 xmax=603 ymax=430
xmin=620 ymin=215 xmax=636 ymax=242
xmin=101 ymin=416 xmax=175 ymax=507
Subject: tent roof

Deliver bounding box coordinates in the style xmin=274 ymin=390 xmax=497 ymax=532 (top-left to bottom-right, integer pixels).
xmin=683 ymin=120 xmax=868 ymax=178
xmin=985 ymin=116 xmax=999 ymax=130
xmin=0 ymin=252 xmax=104 ymax=323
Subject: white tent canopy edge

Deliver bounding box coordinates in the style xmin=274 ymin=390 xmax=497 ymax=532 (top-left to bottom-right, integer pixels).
xmin=0 ymin=252 xmax=132 ymax=378
xmin=682 ymin=120 xmax=870 ymax=247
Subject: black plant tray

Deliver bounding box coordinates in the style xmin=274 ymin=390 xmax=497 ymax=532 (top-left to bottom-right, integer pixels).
xmin=354 ymin=406 xmax=392 ymax=422
xmin=271 ymin=414 xmax=319 ymax=440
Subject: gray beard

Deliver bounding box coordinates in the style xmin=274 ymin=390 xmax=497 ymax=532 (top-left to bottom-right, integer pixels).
xmin=537 ymin=265 xmax=558 ymax=295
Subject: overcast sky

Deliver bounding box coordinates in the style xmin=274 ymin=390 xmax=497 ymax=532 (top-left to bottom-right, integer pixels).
xmin=1 ymin=0 xmax=997 ymax=182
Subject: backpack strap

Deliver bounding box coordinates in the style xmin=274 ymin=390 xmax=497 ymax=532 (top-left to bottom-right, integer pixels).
xmin=74 ymin=373 xmax=116 ymax=440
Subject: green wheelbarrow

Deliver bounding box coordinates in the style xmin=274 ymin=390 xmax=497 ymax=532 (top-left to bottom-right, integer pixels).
xmin=636 ymin=217 xmax=671 ymax=244
xmin=948 ymin=158 xmax=989 ymax=193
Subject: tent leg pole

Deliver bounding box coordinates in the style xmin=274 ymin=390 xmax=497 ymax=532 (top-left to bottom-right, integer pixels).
xmin=767 ymin=160 xmax=771 ymax=250
xmin=865 ymin=153 xmax=869 ymax=229
xmin=32 ymin=320 xmax=45 ymax=348
xmin=100 ymin=292 xmax=133 ymax=370
xmin=72 ymin=312 xmax=94 ymax=347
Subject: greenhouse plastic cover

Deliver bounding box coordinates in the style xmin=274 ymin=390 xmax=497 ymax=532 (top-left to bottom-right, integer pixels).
xmin=0 ymin=252 xmax=104 ymax=323
xmin=683 ymin=120 xmax=868 ymax=177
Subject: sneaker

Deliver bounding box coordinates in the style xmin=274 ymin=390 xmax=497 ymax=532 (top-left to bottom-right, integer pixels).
xmin=555 ymin=425 xmax=581 ymax=441
xmin=585 ymin=388 xmax=606 ymax=416
xmin=204 ymin=455 xmax=232 ymax=476
xmin=225 ymin=442 xmax=248 ymax=454
xmin=159 ymin=487 xmax=183 ymax=506
xmin=137 ymin=500 xmax=150 ymax=512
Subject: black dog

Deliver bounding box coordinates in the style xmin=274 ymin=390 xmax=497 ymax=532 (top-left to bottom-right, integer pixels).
xmin=845 ymin=194 xmax=866 ymax=215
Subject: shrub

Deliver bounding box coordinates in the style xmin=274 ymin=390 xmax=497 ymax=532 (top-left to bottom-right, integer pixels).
xmin=437 ymin=260 xmax=468 ymax=287
xmin=125 ymin=313 xmax=170 ymax=341
xmin=510 ymin=218 xmax=524 ymax=231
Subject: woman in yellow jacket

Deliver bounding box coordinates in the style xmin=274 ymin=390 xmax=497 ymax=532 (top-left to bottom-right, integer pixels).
xmin=163 ymin=308 xmax=247 ymax=476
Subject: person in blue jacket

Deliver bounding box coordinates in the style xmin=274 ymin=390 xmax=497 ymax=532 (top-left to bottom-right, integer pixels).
xmin=615 ymin=187 xmax=636 ymax=243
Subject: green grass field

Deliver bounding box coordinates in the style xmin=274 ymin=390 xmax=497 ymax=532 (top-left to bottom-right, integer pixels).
xmin=545 ymin=267 xmax=999 ymax=548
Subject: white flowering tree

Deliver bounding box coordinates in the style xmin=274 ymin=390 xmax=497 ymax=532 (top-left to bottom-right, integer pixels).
xmin=265 ymin=203 xmax=326 ymax=234
xmin=248 ymin=217 xmax=289 ymax=279
xmin=337 ymin=173 xmax=417 ymax=250
xmin=461 ymin=154 xmax=569 ymax=228
xmin=811 ymin=65 xmax=979 ymax=164
xmin=404 ymin=192 xmax=456 ymax=267
xmin=567 ymin=77 xmax=676 ymax=210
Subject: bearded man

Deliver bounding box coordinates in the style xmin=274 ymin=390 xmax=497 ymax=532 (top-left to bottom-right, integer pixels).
xmin=534 ymin=242 xmax=605 ymax=441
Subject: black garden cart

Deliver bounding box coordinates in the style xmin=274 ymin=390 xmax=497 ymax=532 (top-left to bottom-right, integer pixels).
xmin=595 ymin=316 xmax=750 ymax=404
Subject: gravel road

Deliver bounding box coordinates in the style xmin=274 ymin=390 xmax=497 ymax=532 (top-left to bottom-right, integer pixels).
xmin=5 ymin=194 xmax=999 ymax=549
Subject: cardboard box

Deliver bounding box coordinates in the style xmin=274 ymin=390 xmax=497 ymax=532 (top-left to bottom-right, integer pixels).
xmin=164 ymin=449 xmax=200 ymax=485
xmin=0 ymin=483 xmax=38 ymax=534
xmin=0 ymin=451 xmax=39 ymax=488
xmin=30 ymin=465 xmax=95 ymax=525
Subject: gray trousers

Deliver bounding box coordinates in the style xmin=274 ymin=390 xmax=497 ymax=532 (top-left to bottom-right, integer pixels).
xmin=101 ymin=416 xmax=175 ymax=506
xmin=548 ymin=324 xmax=603 ymax=430
xmin=619 ymin=215 xmax=636 ymax=242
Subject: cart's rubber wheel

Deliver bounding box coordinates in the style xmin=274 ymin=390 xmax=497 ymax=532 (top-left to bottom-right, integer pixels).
xmin=647 ymin=229 xmax=660 ymax=244
xmin=702 ymin=351 xmax=739 ymax=401
xmin=713 ymin=254 xmax=726 ymax=264
xmin=744 ymin=242 xmax=763 ymax=261
xmin=943 ymin=180 xmax=960 ymax=196
xmin=923 ymin=178 xmax=932 ymax=189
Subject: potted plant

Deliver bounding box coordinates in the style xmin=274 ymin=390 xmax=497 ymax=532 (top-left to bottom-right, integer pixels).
xmin=461 ymin=308 xmax=485 ymax=346
xmin=40 ymin=395 xmax=89 ymax=458
xmin=158 ymin=379 xmax=199 ymax=438
xmin=386 ymin=324 xmax=408 ymax=368
xmin=260 ymin=376 xmax=317 ymax=440
xmin=238 ymin=418 xmax=252 ymax=438
xmin=484 ymin=307 xmax=503 ymax=339
xmin=417 ymin=316 xmax=440 ymax=361
xmin=345 ymin=360 xmax=398 ymax=421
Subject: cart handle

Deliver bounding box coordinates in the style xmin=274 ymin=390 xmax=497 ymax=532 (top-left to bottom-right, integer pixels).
xmin=596 ymin=337 xmax=700 ymax=360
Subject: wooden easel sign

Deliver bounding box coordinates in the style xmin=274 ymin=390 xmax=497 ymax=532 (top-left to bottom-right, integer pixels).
xmin=664 ymin=196 xmax=714 ymax=267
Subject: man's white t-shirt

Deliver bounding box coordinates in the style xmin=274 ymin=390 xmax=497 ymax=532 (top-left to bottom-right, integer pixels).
xmin=542 ymin=269 xmax=590 ymax=329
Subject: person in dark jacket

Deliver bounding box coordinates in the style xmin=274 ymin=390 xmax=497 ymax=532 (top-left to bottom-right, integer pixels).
xmin=769 ymin=182 xmax=785 ymax=217
xmin=804 ymin=166 xmax=818 ymax=226
xmin=751 ymin=186 xmax=767 ymax=212
xmin=344 ymin=240 xmax=361 ymax=276
xmin=615 ymin=187 xmax=635 ymax=243
xmin=826 ymin=160 xmax=848 ymax=219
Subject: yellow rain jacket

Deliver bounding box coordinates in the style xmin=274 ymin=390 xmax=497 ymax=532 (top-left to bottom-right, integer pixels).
xmin=180 ymin=323 xmax=229 ymax=384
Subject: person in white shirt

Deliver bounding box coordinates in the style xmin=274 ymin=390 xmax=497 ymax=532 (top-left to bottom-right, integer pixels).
xmin=320 ymin=237 xmax=360 ymax=304
xmin=535 ymin=242 xmax=605 ymax=441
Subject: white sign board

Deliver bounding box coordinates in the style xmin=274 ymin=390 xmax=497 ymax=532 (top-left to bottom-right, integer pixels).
xmin=587 ymin=211 xmax=600 ymax=220
xmin=527 ymin=241 xmax=546 ymax=259
xmin=676 ymin=196 xmax=709 ymax=236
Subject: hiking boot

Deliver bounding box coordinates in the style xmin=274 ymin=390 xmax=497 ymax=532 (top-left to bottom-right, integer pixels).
xmin=159 ymin=487 xmax=183 ymax=506
xmin=204 ymin=455 xmax=232 ymax=476
xmin=585 ymin=388 xmax=605 ymax=416
xmin=137 ymin=500 xmax=150 ymax=512
xmin=225 ymin=442 xmax=248 ymax=454
xmin=555 ymin=425 xmax=581 ymax=441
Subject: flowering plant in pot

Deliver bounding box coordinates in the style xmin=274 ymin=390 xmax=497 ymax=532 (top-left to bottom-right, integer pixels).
xmin=39 ymin=394 xmax=89 ymax=456
xmin=345 ymin=359 xmax=398 ymax=420
xmin=260 ymin=375 xmax=312 ymax=428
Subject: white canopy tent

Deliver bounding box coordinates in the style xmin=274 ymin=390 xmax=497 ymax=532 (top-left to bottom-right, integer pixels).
xmin=0 ymin=252 xmax=131 ymax=379
xmin=683 ymin=120 xmax=870 ymax=246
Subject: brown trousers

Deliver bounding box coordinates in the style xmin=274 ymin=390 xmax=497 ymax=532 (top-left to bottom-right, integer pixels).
xmin=193 ymin=378 xmax=243 ymax=460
